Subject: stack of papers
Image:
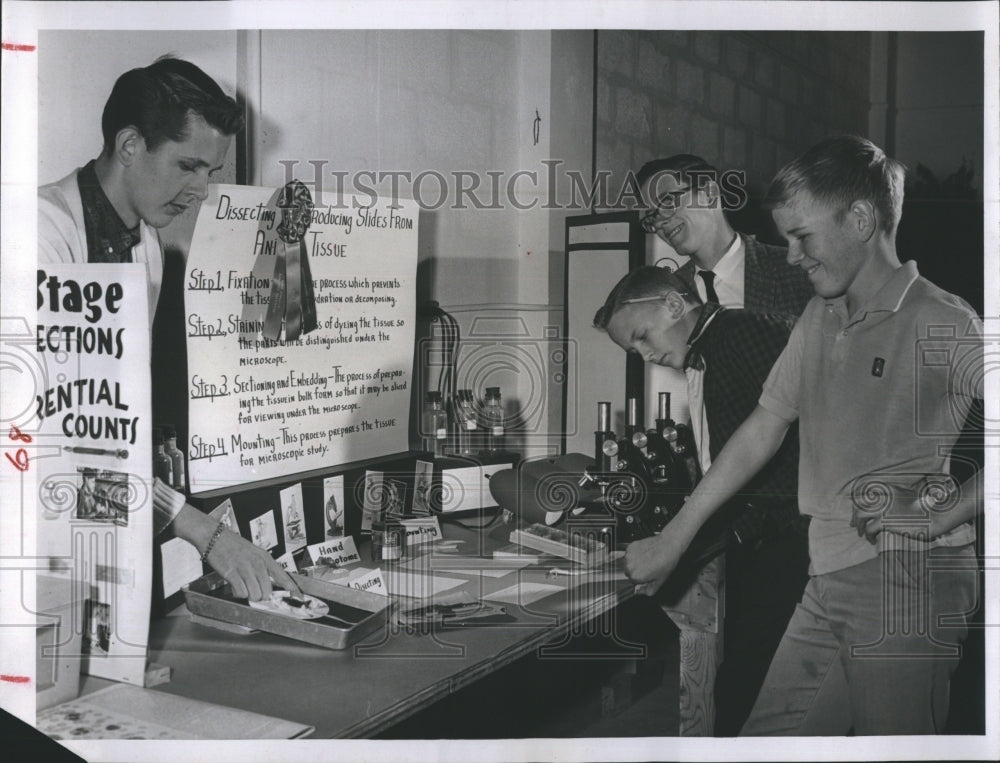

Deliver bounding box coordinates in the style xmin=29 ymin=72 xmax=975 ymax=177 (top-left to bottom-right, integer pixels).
xmin=36 ymin=684 xmax=313 ymax=739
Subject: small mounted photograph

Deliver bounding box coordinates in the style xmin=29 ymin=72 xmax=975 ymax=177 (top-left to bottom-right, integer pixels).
xmin=361 ymin=470 xmax=383 ymax=532
xmin=280 ymin=483 xmax=307 ymax=553
xmin=323 ymin=475 xmax=345 ymax=538
xmin=249 ymin=510 xmax=279 ymax=550
xmin=411 ymin=460 xmax=433 ymax=517
xmin=82 ymin=599 xmax=111 ymax=657
xmin=384 ymin=478 xmax=407 ymax=521
xmin=74 ymin=468 xmax=129 ymax=526
xmin=209 ymin=498 xmax=238 ymax=532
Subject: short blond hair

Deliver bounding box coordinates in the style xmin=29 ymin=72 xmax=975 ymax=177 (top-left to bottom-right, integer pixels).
xmin=593 ymin=266 xmax=699 ymax=330
xmin=764 ymin=135 xmax=906 ymax=234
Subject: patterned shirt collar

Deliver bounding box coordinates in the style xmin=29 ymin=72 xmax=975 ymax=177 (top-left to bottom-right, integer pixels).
xmin=77 ymin=159 xmax=140 ymax=263
xmin=683 ymin=302 xmax=726 ymax=370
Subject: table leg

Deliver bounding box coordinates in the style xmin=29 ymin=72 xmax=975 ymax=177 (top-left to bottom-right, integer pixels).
xmin=661 ymin=556 xmax=725 ymax=736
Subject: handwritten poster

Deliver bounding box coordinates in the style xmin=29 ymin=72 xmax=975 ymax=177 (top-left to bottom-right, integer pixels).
xmin=184 ymin=184 xmax=418 ymax=491
xmin=33 ymin=265 xmax=153 ymax=686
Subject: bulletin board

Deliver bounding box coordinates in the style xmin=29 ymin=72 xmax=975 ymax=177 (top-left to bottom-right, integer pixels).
xmin=184 ymin=184 xmax=419 ymax=493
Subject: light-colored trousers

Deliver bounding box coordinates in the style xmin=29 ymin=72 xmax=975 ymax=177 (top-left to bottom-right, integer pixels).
xmin=741 ymin=543 xmax=978 ymax=736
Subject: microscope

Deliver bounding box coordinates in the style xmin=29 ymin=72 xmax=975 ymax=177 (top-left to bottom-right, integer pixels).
xmin=578 ymin=393 xmax=700 ymax=545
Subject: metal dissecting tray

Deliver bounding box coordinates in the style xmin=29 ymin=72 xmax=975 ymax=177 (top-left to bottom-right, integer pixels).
xmin=183 ymin=571 xmax=392 ymax=650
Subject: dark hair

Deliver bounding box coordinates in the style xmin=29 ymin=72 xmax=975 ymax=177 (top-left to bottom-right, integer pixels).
xmin=101 ymin=55 xmax=244 ymax=155
xmin=593 ymin=266 xmax=699 ymax=330
xmin=636 ymin=154 xmax=719 ymax=195
xmin=763 ymin=135 xmax=906 ymax=234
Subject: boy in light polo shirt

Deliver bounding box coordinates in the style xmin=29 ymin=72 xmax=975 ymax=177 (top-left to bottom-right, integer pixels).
xmin=624 ymin=135 xmax=983 ymax=735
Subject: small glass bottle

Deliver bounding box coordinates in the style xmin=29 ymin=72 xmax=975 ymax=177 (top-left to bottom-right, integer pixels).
xmin=152 ymin=428 xmax=174 ymax=486
xmin=384 ymin=521 xmax=406 ymax=562
xmin=371 ymin=522 xmax=405 ymax=564
xmin=162 ymin=426 xmax=186 ymax=493
xmin=422 ymin=391 xmax=448 ymax=457
xmin=370 ymin=521 xmax=386 ymax=561
xmin=453 ymin=389 xmax=478 ymax=456
xmin=482 ymin=386 xmax=505 ymax=454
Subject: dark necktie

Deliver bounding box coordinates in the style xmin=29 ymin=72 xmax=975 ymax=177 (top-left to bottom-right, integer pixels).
xmin=698 ymin=270 xmax=720 ymax=304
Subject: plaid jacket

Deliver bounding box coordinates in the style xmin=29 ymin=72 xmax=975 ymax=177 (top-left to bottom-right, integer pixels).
xmin=676 ymin=233 xmax=814 ymax=318
xmin=688 ymin=307 xmax=804 ymax=537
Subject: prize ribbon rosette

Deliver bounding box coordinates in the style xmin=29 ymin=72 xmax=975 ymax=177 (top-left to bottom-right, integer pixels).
xmin=262 ymin=180 xmax=318 ymax=341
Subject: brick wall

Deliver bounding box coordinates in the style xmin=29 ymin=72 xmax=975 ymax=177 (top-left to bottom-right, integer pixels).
xmin=595 ymin=30 xmax=872 ymax=205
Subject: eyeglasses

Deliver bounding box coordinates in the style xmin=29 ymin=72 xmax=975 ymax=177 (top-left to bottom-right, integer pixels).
xmin=639 ymin=187 xmax=691 ymax=233
xmin=622 ymin=292 xmax=688 ymax=305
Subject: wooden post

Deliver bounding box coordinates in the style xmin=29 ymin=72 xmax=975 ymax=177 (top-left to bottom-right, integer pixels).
xmin=662 ymin=556 xmax=725 ymax=736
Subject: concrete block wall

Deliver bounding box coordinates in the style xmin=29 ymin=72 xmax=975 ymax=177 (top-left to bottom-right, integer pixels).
xmin=257 ymin=30 xmax=587 ymax=457
xmin=258 ymin=30 xmax=527 ymax=309
xmin=595 ymin=30 xmax=872 ymax=204
xmin=892 ymin=32 xmax=984 ymax=188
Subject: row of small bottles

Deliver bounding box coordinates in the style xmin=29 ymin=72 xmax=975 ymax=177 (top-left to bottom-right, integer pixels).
xmin=421 ymin=387 xmax=505 ymax=458
xmin=153 ymin=426 xmax=188 ymax=493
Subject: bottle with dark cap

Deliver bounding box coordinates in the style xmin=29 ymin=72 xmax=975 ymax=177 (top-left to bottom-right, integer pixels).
xmin=482 ymin=386 xmax=505 ymax=454
xmin=152 ymin=428 xmax=174 ymax=486
xmin=452 ymin=389 xmax=478 ymax=456
xmin=422 ymin=391 xmax=448 ymax=457
xmin=162 ymin=426 xmax=186 ymax=492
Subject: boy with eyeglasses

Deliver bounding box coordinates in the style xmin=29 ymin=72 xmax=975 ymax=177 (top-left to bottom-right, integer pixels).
xmin=638 ymin=154 xmax=813 ymax=318
xmin=626 ymin=136 xmax=983 ymax=735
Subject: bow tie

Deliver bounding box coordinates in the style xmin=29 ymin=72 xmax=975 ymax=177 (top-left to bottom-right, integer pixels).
xmin=683 ymin=346 xmax=705 ymax=371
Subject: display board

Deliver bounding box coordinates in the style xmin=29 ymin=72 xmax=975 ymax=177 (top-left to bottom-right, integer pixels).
xmin=184 ymin=185 xmax=418 ymax=492
xmin=563 ymin=212 xmax=646 ymax=456
xmin=34 ymin=264 xmax=153 ymax=686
